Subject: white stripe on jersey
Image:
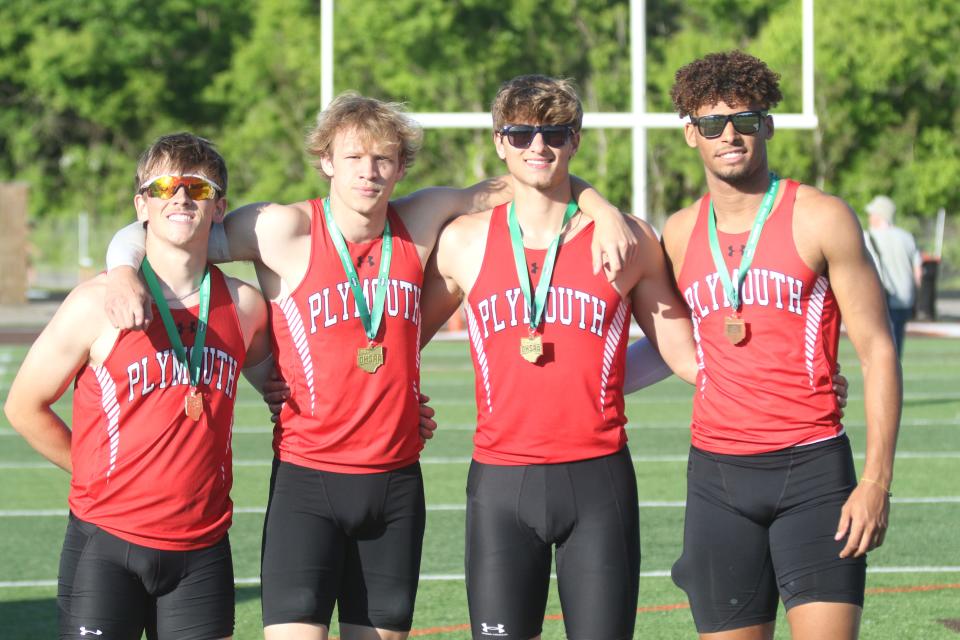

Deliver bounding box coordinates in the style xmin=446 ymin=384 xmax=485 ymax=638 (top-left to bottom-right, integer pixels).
xmin=598 ymin=299 xmax=628 ymax=412
xmin=803 ymin=276 xmax=829 ymax=388
xmin=280 ymin=297 xmax=317 ymax=414
xmin=94 ymin=365 xmax=121 ymax=478
xmin=467 ymin=305 xmax=493 ymax=414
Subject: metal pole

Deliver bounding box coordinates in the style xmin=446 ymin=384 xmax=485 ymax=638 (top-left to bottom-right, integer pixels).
xmin=321 ymin=0 xmax=334 ymax=109
xmin=78 ymin=211 xmax=92 ymax=268
xmin=631 ymin=0 xmax=647 ymax=220
xmin=802 ymin=0 xmax=816 ymax=118
xmin=935 ymin=208 xmax=945 ymax=258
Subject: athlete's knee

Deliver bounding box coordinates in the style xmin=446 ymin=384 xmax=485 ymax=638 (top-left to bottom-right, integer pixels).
xmin=367 ymin=595 xmax=415 ymax=633
xmin=340 ymin=624 xmax=408 ymax=640
xmin=264 ymin=621 xmax=328 ymax=640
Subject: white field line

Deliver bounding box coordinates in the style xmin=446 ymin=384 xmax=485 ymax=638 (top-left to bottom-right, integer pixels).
xmin=4 ymin=496 xmax=959 ymax=518
xmin=4 ymin=566 xmax=960 ymax=588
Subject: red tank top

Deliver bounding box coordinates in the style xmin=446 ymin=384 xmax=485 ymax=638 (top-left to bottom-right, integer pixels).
xmin=466 ymin=204 xmax=631 ymax=465
xmin=69 ymin=266 xmax=245 ymax=550
xmin=270 ymin=199 xmax=423 ymax=473
xmin=677 ymin=180 xmax=843 ymax=454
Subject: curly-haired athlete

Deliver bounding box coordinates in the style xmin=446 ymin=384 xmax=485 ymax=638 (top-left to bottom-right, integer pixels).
xmin=661 ymin=51 xmax=901 ymax=639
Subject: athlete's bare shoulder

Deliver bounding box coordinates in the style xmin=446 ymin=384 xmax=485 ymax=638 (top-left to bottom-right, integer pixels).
xmin=793 ymin=183 xmax=854 ymax=221
xmin=792 ymin=183 xmax=862 ymax=272
xmin=434 ymin=207 xmax=495 ymax=289
xmin=438 ymin=207 xmax=494 ymax=249
xmin=259 ymin=200 xmax=313 ymax=236
xmin=67 ymin=274 xmax=111 ymax=319
xmin=626 ymin=215 xmax=658 ymax=242
xmin=223 ymin=275 xmax=267 ymax=315
xmin=223 ymin=274 xmax=269 ymax=356
xmin=49 ymin=274 xmax=118 ymax=361
xmin=661 ymin=199 xmax=702 ymax=275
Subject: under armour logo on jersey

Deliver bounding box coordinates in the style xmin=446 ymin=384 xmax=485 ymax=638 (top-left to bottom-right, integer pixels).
xmin=357 ymin=255 xmax=375 ymax=268
xmin=529 ymin=261 xmax=539 ymax=275
xmin=175 ymin=321 xmax=198 ymax=335
xmin=480 ymin=622 xmax=508 ymax=636
xmin=727 ymin=244 xmax=745 ymax=257
xmin=79 ymin=628 xmax=103 ymax=636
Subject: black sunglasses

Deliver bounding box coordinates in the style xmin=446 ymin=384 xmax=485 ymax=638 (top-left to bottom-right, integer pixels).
xmin=499 ymin=124 xmax=574 ymax=149
xmin=689 ymin=110 xmax=767 ymax=139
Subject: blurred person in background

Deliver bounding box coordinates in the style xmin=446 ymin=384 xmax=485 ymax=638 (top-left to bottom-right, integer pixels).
xmin=864 ymin=194 xmax=922 ymax=358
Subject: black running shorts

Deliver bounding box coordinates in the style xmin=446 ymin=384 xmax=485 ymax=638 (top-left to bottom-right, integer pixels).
xmin=58 ymin=514 xmax=234 ymax=640
xmin=671 ymin=434 xmax=866 ymax=633
xmin=465 ymin=447 xmax=640 ymax=640
xmin=260 ymin=459 xmax=426 ymax=631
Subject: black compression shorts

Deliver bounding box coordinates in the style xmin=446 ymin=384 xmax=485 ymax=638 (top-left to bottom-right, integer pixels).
xmin=465 ymin=447 xmax=640 ymax=640
xmin=260 ymin=459 xmax=425 ymax=631
xmin=58 ymin=514 xmax=234 ymax=640
xmin=671 ymin=434 xmax=866 ymax=633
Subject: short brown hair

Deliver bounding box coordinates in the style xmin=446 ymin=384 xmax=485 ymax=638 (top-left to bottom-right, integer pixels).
xmin=135 ymin=133 xmax=227 ymax=195
xmin=491 ymin=75 xmax=584 ymax=133
xmin=305 ymin=92 xmax=423 ymax=177
xmin=670 ymin=50 xmax=783 ymax=118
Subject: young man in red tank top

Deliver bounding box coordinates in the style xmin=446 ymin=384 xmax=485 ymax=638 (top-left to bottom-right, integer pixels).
xmin=100 ymin=95 xmax=635 ymax=640
xmin=420 ymin=75 xmax=699 ymax=640
xmin=4 ymin=134 xmax=273 ymax=640
xmin=661 ymin=51 xmax=901 ymax=640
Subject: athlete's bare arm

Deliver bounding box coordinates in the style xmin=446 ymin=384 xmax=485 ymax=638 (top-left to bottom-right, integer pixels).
xmin=392 ymin=176 xmax=513 ymax=262
xmin=419 ymin=212 xmax=492 ymax=345
xmin=618 ymin=218 xmax=698 ymax=384
xmin=105 ymin=201 xmax=312 ymax=329
xmin=3 ymin=279 xmax=117 ymax=472
xmin=795 ymin=187 xmax=900 ymax=559
xmin=660 ymin=202 xmax=701 ymax=280
xmin=226 ymin=276 xmax=274 ymax=394
xmin=396 ymin=176 xmax=638 ymax=278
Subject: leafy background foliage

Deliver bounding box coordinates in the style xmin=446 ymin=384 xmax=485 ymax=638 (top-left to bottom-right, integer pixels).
xmin=1 ymin=0 xmax=957 ymax=274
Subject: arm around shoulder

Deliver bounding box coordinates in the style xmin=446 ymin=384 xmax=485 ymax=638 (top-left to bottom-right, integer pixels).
xmin=394 ymin=176 xmax=513 ymax=254
xmin=223 ymin=201 xmax=311 ymax=266
xmin=626 ymin=219 xmax=698 ymax=384
xmin=227 ymin=277 xmax=273 ymax=392
xmin=419 ymin=215 xmax=484 ymax=346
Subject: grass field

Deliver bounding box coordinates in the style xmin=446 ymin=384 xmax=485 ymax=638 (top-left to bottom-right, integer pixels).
xmin=0 ymin=336 xmax=958 ymax=638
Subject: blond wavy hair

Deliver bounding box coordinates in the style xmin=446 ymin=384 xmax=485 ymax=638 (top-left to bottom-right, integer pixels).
xmin=306 ymin=92 xmax=423 ymax=178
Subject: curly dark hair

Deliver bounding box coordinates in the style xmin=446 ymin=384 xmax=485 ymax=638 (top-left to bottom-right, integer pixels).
xmin=670 ymin=51 xmax=782 ymax=118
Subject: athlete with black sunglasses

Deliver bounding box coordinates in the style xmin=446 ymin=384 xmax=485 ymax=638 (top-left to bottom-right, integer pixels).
xmin=420 ymin=74 xmax=700 ymax=640
xmin=663 ymin=50 xmax=900 ymax=640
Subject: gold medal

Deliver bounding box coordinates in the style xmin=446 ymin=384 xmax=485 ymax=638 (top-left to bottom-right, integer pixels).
xmin=357 ymin=345 xmax=385 ymax=373
xmin=185 ymin=387 xmax=203 ymax=420
xmin=520 ymin=335 xmax=543 ymax=363
xmin=725 ymin=315 xmax=747 ymax=345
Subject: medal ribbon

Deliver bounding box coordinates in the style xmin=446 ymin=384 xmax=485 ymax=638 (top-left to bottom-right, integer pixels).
xmin=507 ymin=200 xmax=578 ymax=332
xmin=707 ymin=173 xmax=780 ymax=312
xmin=324 ymin=197 xmax=392 ymax=342
xmin=141 ymin=258 xmax=210 ymax=388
